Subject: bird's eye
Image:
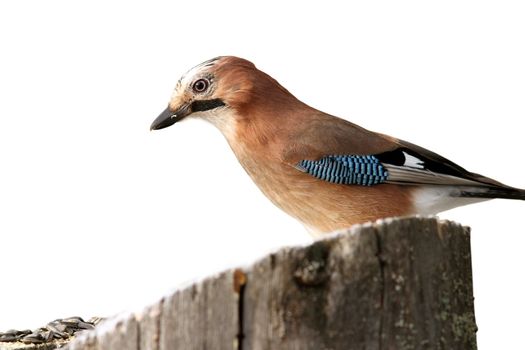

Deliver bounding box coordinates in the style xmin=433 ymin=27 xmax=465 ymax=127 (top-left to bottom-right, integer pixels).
xmin=192 ymin=79 xmax=209 ymax=93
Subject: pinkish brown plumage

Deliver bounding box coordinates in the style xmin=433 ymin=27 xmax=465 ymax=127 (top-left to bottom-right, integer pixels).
xmin=151 ymin=56 xmax=525 ymax=236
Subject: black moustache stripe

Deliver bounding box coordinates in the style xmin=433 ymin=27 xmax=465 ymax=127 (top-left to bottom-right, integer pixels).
xmin=191 ymin=99 xmax=226 ymax=112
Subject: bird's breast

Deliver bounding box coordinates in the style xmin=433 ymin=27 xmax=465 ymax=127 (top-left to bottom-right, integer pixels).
xmin=228 ymin=139 xmax=414 ymax=235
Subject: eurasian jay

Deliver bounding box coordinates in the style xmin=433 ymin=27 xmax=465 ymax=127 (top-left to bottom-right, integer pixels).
xmin=151 ymin=56 xmax=524 ymax=236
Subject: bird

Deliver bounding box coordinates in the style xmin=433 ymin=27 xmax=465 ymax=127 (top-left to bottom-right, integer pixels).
xmin=150 ymin=56 xmax=524 ymax=236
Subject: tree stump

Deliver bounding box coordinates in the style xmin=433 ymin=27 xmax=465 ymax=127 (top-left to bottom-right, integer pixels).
xmin=1 ymin=217 xmax=477 ymax=350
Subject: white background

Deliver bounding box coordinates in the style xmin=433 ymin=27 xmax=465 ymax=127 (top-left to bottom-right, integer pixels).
xmin=0 ymin=1 xmax=524 ymax=348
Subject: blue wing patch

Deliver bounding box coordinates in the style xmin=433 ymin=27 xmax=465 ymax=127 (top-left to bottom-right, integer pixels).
xmin=297 ymin=155 xmax=389 ymax=186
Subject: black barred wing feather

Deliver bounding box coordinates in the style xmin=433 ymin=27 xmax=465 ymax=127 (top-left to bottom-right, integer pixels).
xmin=296 ymin=155 xmax=389 ymax=186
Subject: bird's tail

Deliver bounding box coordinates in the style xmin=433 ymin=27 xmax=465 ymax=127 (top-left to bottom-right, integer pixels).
xmin=458 ymin=186 xmax=525 ymax=200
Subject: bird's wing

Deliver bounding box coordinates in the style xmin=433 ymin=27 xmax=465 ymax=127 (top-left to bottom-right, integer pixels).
xmin=288 ymin=114 xmax=506 ymax=189
xmin=295 ymin=146 xmax=525 ymax=200
xmin=295 ymin=151 xmax=485 ymax=187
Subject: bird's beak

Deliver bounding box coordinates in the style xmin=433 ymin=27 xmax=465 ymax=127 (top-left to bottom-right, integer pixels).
xmin=150 ymin=102 xmax=192 ymax=131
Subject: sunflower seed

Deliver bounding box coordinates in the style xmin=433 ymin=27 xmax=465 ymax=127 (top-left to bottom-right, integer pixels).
xmin=62 ymin=316 xmax=84 ymax=325
xmin=21 ymin=333 xmax=44 ymax=344
xmin=77 ymin=321 xmax=95 ymax=330
xmin=0 ymin=333 xmax=17 ymax=342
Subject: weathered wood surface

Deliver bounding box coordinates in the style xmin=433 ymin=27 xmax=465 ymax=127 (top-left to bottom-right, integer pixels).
xmin=1 ymin=217 xmax=477 ymax=350
xmin=242 ymin=217 xmax=476 ymax=349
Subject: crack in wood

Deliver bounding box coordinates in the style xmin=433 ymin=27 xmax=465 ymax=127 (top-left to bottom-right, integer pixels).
xmin=154 ymin=298 xmax=163 ymax=350
xmin=237 ymin=278 xmax=246 ymax=350
xmin=374 ymin=227 xmax=386 ymax=350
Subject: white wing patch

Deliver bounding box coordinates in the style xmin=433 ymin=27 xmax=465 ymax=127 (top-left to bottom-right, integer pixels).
xmin=402 ymin=152 xmax=425 ymax=169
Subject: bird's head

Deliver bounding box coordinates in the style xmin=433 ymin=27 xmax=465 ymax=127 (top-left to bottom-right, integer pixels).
xmin=150 ymin=56 xmax=302 ymax=136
